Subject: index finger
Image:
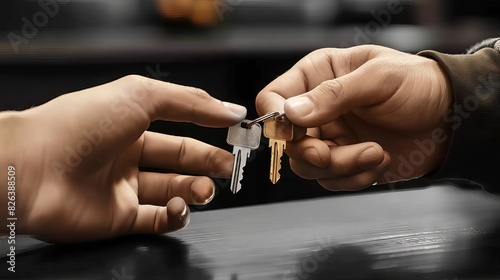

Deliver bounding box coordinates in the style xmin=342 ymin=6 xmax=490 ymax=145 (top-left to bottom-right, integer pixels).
xmin=256 ymin=50 xmax=336 ymax=116
xmin=256 ymin=50 xmax=338 ymax=140
xmin=256 ymin=46 xmax=377 ymax=117
xmin=35 ymin=75 xmax=248 ymax=167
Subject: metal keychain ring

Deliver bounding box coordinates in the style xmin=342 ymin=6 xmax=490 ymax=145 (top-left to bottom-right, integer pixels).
xmin=244 ymin=112 xmax=281 ymax=128
xmin=274 ymin=113 xmax=286 ymax=122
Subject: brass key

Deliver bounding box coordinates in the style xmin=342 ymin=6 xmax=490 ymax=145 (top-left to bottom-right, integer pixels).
xmin=263 ymin=114 xmax=294 ymax=184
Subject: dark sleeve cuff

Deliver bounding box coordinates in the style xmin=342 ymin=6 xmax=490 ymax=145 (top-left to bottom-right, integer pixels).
xmin=417 ymin=43 xmax=500 ymax=193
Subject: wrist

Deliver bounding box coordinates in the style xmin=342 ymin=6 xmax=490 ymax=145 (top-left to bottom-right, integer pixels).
xmin=0 ymin=111 xmax=36 ymax=235
xmin=432 ymin=58 xmax=453 ymax=170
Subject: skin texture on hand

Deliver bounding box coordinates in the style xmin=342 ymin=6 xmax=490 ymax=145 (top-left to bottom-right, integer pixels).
xmin=256 ymin=45 xmax=453 ymax=191
xmin=0 ymin=75 xmax=247 ymax=243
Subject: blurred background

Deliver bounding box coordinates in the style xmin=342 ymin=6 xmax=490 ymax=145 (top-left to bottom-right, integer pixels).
xmin=0 ymin=0 xmax=499 ymax=211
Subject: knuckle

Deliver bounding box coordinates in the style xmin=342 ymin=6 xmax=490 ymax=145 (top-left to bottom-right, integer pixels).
xmin=116 ymin=75 xmax=153 ymax=119
xmin=117 ymin=203 xmax=139 ymax=235
xmin=176 ymin=137 xmax=190 ymax=169
xmin=188 ymin=86 xmax=212 ymax=100
xmin=121 ymin=74 xmax=149 ymax=92
xmin=255 ymin=91 xmax=266 ymax=111
xmin=204 ymin=148 xmax=221 ymax=173
xmin=120 ymin=74 xmax=151 ymax=102
xmin=153 ymin=206 xmax=164 ymax=234
xmin=171 ymin=174 xmax=187 ymax=187
xmin=255 ymin=90 xmax=280 ymax=116
xmin=320 ymin=79 xmax=344 ymax=100
xmin=308 ymin=47 xmax=333 ymax=57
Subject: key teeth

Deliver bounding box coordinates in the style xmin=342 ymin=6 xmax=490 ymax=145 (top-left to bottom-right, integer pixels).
xmin=230 ymin=147 xmax=250 ymax=194
xmin=237 ymin=169 xmax=244 ymax=193
xmin=270 ymin=159 xmax=282 ymax=184
xmin=232 ymin=166 xmax=245 ymax=194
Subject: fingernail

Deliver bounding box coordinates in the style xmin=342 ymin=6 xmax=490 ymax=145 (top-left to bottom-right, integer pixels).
xmin=286 ymin=97 xmax=313 ymax=118
xmin=303 ymin=148 xmax=324 ymax=167
xmin=222 ymin=102 xmax=247 ymax=119
xmin=205 ymin=186 xmax=216 ymax=204
xmin=359 ymin=147 xmax=382 ymax=167
xmin=191 ymin=181 xmax=215 ymax=205
xmin=178 ymin=204 xmax=190 ymax=227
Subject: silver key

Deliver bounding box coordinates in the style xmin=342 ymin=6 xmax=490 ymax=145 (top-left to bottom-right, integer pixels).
xmin=226 ymin=120 xmax=262 ymax=194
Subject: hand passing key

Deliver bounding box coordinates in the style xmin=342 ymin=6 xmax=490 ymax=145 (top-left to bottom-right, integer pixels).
xmin=264 ymin=114 xmax=294 ymax=184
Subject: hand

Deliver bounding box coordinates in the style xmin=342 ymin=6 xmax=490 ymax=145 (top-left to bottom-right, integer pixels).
xmin=0 ymin=75 xmax=247 ymax=243
xmin=256 ymin=45 xmax=452 ymax=191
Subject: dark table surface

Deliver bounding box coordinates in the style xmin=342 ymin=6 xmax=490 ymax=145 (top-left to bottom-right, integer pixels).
xmin=2 ymin=185 xmax=500 ymax=280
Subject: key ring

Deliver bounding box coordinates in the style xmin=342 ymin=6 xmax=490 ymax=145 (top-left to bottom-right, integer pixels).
xmin=274 ymin=113 xmax=286 ymax=123
xmin=244 ymin=112 xmax=281 ymax=128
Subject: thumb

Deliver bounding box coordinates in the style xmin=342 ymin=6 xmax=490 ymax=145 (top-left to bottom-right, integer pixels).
xmin=283 ymin=66 xmax=386 ymax=127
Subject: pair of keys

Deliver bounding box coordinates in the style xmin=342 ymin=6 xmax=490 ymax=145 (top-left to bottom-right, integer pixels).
xmin=226 ymin=112 xmax=294 ymax=194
